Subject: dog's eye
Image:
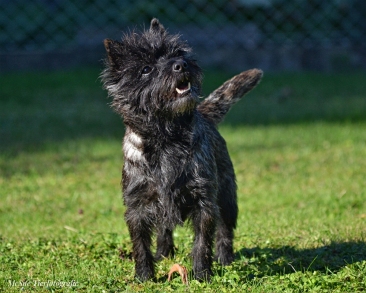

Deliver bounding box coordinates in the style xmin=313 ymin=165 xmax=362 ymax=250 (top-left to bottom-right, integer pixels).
xmin=142 ymin=66 xmax=153 ymax=75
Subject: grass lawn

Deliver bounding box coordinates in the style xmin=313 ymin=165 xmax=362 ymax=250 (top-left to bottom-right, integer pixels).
xmin=0 ymin=67 xmax=365 ymax=292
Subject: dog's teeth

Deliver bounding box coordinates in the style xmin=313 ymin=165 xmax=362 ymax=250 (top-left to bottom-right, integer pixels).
xmin=176 ymin=82 xmax=191 ymax=94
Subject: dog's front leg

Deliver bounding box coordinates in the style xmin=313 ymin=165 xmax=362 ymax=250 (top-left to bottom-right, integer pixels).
xmin=125 ymin=208 xmax=155 ymax=281
xmin=191 ymin=204 xmax=216 ymax=282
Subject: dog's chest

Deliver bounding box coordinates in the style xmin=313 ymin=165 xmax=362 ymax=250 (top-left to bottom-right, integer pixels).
xmin=123 ymin=130 xmax=145 ymax=163
xmin=122 ymin=126 xmax=215 ymax=226
xmin=123 ymin=127 xmax=192 ymax=166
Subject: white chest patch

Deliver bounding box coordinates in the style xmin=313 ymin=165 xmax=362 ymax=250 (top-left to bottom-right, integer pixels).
xmin=128 ymin=131 xmax=143 ymax=146
xmin=123 ymin=131 xmax=144 ymax=162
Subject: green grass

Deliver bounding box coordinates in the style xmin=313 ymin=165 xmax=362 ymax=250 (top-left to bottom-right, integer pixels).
xmin=1 ymin=67 xmax=366 ymax=292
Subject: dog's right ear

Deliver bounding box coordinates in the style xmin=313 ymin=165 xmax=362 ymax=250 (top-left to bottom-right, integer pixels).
xmin=104 ymin=38 xmax=122 ymax=67
xmin=150 ymin=18 xmax=166 ymax=36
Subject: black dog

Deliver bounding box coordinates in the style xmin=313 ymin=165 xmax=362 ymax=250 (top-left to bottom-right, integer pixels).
xmin=102 ymin=18 xmax=262 ymax=281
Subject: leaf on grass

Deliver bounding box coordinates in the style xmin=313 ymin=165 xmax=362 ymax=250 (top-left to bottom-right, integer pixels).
xmin=64 ymin=226 xmax=78 ymax=232
xmin=167 ymin=263 xmax=188 ymax=285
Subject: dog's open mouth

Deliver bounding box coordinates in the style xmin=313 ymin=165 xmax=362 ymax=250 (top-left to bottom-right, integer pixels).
xmin=176 ymin=79 xmax=191 ymax=95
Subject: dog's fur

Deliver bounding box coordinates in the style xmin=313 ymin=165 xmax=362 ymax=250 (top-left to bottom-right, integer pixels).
xmin=102 ymin=18 xmax=262 ymax=281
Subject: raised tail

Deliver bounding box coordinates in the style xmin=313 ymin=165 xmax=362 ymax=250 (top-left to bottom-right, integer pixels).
xmin=197 ymin=68 xmax=263 ymax=125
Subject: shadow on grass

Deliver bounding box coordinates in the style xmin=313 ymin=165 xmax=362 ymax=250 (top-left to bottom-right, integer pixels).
xmin=235 ymin=241 xmax=366 ymax=277
xmin=1 ymin=69 xmax=366 ymax=155
xmin=2 ymin=100 xmax=365 ymax=156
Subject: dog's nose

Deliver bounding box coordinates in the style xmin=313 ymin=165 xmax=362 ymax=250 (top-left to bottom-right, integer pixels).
xmin=172 ymin=60 xmax=188 ymax=73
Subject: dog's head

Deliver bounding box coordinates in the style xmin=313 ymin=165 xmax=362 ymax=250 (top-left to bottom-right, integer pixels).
xmin=102 ymin=18 xmax=202 ymax=120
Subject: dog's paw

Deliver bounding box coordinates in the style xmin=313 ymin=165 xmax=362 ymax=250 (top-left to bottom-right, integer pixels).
xmin=135 ymin=264 xmax=155 ymax=282
xmin=214 ymin=252 xmax=235 ymax=266
xmin=193 ymin=268 xmax=212 ymax=282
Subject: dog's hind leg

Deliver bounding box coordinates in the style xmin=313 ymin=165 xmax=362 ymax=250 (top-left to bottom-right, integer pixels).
xmin=214 ymin=148 xmax=238 ymax=265
xmin=215 ymin=197 xmax=237 ymax=265
xmin=155 ymin=227 xmax=175 ymax=261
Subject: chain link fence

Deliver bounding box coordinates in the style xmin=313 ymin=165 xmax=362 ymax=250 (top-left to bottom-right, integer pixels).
xmin=1 ymin=0 xmax=365 ymax=72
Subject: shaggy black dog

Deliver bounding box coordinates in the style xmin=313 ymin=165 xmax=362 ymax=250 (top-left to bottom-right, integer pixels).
xmin=102 ymin=18 xmax=262 ymax=282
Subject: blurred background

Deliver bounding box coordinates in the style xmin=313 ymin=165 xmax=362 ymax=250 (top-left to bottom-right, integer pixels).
xmin=1 ymin=0 xmax=366 ymax=151
xmin=1 ymin=0 xmax=366 ymax=72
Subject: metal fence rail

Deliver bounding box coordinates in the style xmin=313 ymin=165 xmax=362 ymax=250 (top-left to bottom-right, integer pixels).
xmin=1 ymin=0 xmax=365 ymax=71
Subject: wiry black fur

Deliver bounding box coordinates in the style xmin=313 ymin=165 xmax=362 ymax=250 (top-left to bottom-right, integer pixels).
xmin=101 ymin=18 xmax=262 ymax=282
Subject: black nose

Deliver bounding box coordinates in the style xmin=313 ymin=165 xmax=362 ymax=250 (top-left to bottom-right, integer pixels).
xmin=172 ymin=60 xmax=188 ymax=72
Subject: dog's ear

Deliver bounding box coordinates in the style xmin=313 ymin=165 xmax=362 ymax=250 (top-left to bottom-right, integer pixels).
xmin=150 ymin=18 xmax=166 ymax=35
xmin=104 ymin=39 xmax=122 ymax=67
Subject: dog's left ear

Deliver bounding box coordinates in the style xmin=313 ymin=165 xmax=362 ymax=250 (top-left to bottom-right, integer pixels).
xmin=104 ymin=39 xmax=122 ymax=67
xmin=150 ymin=18 xmax=166 ymax=35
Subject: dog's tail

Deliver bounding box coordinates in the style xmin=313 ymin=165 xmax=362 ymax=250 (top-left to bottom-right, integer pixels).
xmin=197 ymin=69 xmax=263 ymax=125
